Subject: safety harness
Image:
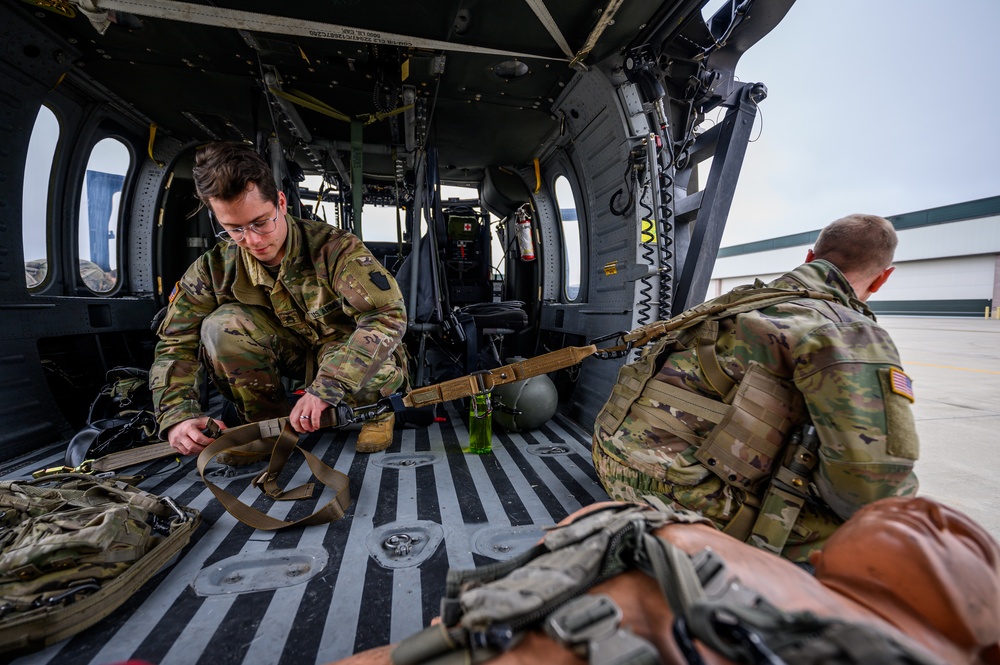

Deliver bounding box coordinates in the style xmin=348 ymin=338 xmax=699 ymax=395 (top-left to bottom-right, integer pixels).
xmin=390 ymin=502 xmax=942 ymax=665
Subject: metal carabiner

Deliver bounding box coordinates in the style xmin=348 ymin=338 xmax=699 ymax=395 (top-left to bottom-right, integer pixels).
xmin=589 ymin=331 xmax=633 ymax=360
xmin=469 ymin=370 xmax=494 ymax=419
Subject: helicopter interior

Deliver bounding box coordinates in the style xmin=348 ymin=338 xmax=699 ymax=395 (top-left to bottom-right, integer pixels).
xmin=2 ymin=0 xmax=791 ymax=465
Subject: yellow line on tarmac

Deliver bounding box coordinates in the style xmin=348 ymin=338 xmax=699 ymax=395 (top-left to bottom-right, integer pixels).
xmin=906 ymin=361 xmax=1000 ymax=375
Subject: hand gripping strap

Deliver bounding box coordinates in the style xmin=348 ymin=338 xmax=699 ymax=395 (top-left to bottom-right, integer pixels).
xmin=196 ymin=417 xmax=351 ymax=530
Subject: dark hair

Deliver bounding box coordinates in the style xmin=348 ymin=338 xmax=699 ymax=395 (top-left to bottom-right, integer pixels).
xmin=813 ymin=214 xmax=897 ymax=279
xmin=191 ymin=142 xmax=278 ymax=206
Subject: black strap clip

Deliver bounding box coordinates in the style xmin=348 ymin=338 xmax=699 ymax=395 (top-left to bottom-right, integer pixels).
xmin=349 ymin=393 xmax=406 ymax=424
xmin=590 ymin=331 xmax=632 ymax=360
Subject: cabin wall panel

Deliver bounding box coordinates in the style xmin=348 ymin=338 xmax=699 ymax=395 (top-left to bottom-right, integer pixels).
xmin=0 ymin=338 xmax=69 ymax=460
xmin=542 ymin=68 xmax=644 ymax=431
xmin=0 ymin=5 xmax=79 ymax=298
xmin=131 ymin=138 xmax=186 ymax=298
xmin=0 ymin=8 xmax=90 ymax=461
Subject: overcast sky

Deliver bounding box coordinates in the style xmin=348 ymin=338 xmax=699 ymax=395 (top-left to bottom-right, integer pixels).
xmin=721 ymin=0 xmax=1000 ymax=247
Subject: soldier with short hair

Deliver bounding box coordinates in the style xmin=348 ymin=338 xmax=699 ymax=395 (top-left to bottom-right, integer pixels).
xmin=593 ymin=214 xmax=919 ymax=562
xmin=151 ymin=142 xmax=408 ymax=456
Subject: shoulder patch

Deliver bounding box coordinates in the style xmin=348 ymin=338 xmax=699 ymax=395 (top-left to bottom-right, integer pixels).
xmin=356 ymin=256 xmax=375 ymax=267
xmin=889 ymin=368 xmax=915 ymax=403
xmin=878 ymin=367 xmax=919 ymax=460
xmin=168 ymin=281 xmax=180 ymax=303
xmin=369 ymin=270 xmax=391 ymax=292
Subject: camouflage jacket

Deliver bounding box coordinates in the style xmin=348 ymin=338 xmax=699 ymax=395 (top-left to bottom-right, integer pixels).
xmin=151 ymin=215 xmax=407 ymax=432
xmin=595 ymin=260 xmax=919 ymax=559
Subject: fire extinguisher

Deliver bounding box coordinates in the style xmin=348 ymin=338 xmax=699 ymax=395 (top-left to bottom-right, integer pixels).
xmin=515 ymin=204 xmax=535 ymax=261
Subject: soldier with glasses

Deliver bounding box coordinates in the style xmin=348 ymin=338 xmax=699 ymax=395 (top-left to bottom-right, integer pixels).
xmin=151 ymin=142 xmax=408 ymax=456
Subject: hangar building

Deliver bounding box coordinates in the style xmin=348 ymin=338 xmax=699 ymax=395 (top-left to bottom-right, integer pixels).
xmin=710 ymin=195 xmax=1000 ymax=317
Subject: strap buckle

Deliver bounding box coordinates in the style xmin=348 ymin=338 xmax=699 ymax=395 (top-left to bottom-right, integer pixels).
xmin=691 ymin=547 xmax=765 ymax=607
xmin=31 ymin=461 xmax=91 ymax=479
xmin=350 ymin=393 xmax=405 ymax=424
xmin=547 ymin=595 xmax=660 ymax=665
xmin=589 ymin=331 xmax=632 ymax=360
xmin=547 ymin=594 xmax=623 ymax=645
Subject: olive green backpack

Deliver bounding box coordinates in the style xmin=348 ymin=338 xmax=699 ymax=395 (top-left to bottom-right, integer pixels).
xmin=0 ymin=474 xmax=200 ymax=656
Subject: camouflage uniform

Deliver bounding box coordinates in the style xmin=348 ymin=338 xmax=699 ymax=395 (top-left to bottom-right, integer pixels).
xmin=593 ymin=260 xmax=919 ymax=561
xmin=24 ymin=259 xmax=116 ymax=292
xmin=151 ymin=215 xmax=408 ymax=433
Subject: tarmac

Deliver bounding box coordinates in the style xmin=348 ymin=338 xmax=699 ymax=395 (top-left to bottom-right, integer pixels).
xmin=879 ymin=316 xmax=1000 ymax=541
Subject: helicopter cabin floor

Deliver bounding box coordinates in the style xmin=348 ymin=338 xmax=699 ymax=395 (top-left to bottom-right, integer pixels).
xmin=1 ymin=404 xmax=608 ymax=665
xmin=3 ymin=318 xmax=997 ymax=665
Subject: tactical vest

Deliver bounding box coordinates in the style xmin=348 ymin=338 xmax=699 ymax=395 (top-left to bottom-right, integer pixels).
xmin=594 ymin=283 xmax=839 ymax=555
xmin=391 ymin=502 xmax=942 ymax=665
xmin=0 ymin=474 xmax=199 ymax=655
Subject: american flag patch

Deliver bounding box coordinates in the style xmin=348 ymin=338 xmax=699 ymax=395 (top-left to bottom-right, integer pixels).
xmin=889 ymin=368 xmax=915 ymax=402
xmin=168 ymin=282 xmax=180 ymax=303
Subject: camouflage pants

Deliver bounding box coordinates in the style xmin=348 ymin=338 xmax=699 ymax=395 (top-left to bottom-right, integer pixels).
xmin=201 ymin=303 xmax=405 ymax=423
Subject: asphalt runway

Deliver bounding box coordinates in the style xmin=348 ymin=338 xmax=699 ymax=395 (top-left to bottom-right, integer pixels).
xmin=879 ymin=316 xmax=1000 ymax=541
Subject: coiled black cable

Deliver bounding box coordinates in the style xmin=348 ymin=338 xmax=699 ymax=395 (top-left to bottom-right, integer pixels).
xmin=637 ymin=182 xmax=656 ymax=327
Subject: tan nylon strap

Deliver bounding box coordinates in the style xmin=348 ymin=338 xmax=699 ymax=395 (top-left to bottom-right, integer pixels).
xmin=91 ymin=441 xmax=175 ymax=472
xmin=93 ymin=405 xmax=340 ymax=474
xmin=623 ymin=288 xmax=839 ymax=349
xmin=252 ymin=420 xmax=314 ymax=500
xmin=93 ymin=343 xmax=591 ymax=473
xmin=403 ymin=345 xmax=596 ymax=408
xmin=196 ymin=417 xmax=351 ymax=530
xmin=695 ymin=320 xmax=736 ymax=398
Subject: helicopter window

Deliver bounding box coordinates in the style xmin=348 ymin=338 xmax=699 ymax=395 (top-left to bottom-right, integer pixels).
xmin=77 ymin=138 xmax=130 ymax=293
xmin=554 ymin=175 xmax=582 ymax=301
xmin=23 ymin=105 xmax=59 ymax=291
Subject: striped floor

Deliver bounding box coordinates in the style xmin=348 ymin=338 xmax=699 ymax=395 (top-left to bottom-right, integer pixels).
xmin=4 ymin=405 xmax=608 ymax=665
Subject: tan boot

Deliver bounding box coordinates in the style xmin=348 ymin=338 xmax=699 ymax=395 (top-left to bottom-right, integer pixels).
xmin=356 ymin=414 xmax=395 ymax=453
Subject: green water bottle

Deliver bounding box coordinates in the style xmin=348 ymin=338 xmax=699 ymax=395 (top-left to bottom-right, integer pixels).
xmin=468 ymin=372 xmax=493 ymax=454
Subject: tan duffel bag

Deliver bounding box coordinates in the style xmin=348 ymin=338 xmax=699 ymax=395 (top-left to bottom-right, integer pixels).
xmin=335 ymin=496 xmax=999 ymax=665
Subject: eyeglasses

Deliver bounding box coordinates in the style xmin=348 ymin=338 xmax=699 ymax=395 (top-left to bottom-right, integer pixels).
xmin=214 ymin=207 xmax=279 ymax=243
